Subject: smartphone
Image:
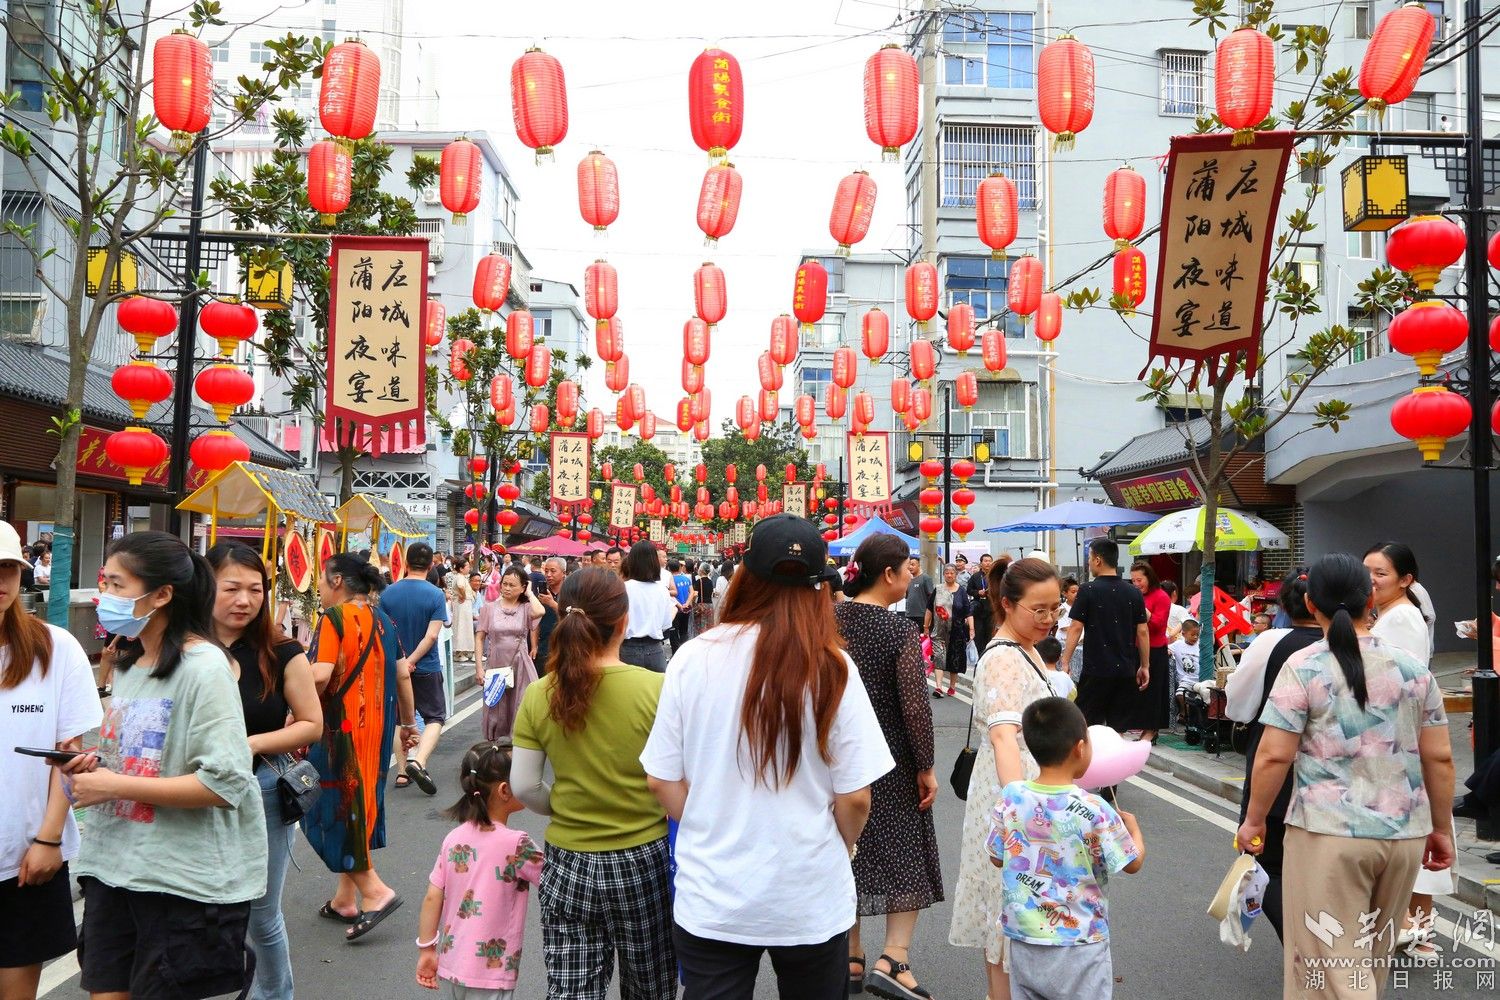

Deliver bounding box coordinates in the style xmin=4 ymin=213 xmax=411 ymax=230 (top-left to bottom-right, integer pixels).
xmin=13 ymin=746 xmax=83 ymax=763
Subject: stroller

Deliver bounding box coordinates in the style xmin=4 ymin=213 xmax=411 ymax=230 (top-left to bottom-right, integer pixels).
xmin=1181 ymin=683 xmax=1234 ymax=755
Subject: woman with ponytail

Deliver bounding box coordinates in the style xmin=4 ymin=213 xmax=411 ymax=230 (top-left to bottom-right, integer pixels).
xmin=511 ymin=567 xmax=676 ymax=999
xmin=1238 ymin=553 xmax=1456 ymax=998
xmin=67 ymin=531 xmax=267 ymax=997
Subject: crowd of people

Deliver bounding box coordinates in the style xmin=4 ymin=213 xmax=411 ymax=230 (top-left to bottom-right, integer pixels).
xmin=0 ymin=515 xmax=1489 ymax=1000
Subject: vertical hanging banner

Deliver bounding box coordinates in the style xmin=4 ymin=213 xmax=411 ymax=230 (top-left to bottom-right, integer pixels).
xmin=732 ymin=522 xmax=747 ymax=545
xmin=1148 ymin=132 xmax=1294 ymax=384
xmin=847 ymin=431 xmax=893 ymax=509
xmin=549 ymin=432 xmax=591 ymax=504
xmin=609 ymin=483 xmax=638 ymax=529
xmin=649 ymin=518 xmax=665 ymax=543
xmin=326 ymin=235 xmax=429 ymax=454
xmin=782 ymin=482 xmax=808 ymax=518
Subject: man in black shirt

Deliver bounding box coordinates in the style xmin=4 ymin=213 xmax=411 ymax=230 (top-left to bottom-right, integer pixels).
xmin=903 ymin=556 xmax=935 ymax=636
xmin=1061 ymin=538 xmax=1149 ymax=732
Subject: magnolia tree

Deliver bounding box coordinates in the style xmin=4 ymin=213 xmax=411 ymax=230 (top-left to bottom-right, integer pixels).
xmin=0 ymin=0 xmax=320 ymax=623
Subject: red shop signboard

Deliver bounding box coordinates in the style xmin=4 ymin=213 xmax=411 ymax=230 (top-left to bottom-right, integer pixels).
xmin=1107 ymin=466 xmax=1205 ymax=514
xmin=76 ymin=426 xmax=208 ymax=492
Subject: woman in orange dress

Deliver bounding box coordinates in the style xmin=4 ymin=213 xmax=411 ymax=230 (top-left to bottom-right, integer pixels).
xmin=302 ymin=553 xmax=415 ymax=942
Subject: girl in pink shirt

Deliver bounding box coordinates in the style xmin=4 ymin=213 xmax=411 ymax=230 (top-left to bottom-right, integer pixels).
xmin=416 ymin=740 xmax=543 ymax=1000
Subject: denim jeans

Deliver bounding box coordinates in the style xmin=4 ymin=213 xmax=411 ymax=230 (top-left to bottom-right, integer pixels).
xmin=249 ymin=762 xmax=295 ymax=1000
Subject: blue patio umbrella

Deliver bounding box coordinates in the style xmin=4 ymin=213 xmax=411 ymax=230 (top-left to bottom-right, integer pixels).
xmin=827 ymin=515 xmax=921 ymax=557
xmin=985 ymin=499 xmax=1157 ymax=570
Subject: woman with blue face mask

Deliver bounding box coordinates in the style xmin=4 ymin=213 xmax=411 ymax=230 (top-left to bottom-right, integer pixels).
xmin=63 ymin=531 xmax=267 ymax=1000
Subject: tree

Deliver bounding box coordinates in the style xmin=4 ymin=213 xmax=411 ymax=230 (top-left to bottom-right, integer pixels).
xmin=593 ymin=438 xmax=676 ymax=538
xmin=699 ymin=422 xmax=809 ymax=532
xmin=0 ymin=0 xmax=320 ymax=623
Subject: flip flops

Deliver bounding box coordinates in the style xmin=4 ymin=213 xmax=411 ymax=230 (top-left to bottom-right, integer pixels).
xmin=318 ymin=901 xmax=358 ymax=924
xmin=346 ymin=897 xmax=403 ymax=942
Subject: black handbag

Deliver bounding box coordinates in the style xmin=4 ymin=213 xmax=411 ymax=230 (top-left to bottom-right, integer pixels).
xmin=949 ymin=638 xmax=1051 ymax=800
xmin=266 ymin=753 xmax=321 ymax=825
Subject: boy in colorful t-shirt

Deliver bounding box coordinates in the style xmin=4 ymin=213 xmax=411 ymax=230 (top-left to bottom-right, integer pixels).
xmin=987 ymin=697 xmax=1144 ymax=999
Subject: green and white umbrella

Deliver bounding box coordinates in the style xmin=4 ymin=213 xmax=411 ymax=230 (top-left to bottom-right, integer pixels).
xmin=1128 ymin=506 xmax=1290 ymax=556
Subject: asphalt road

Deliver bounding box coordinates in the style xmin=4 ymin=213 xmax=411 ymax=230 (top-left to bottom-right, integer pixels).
xmin=40 ymin=676 xmax=1495 ymax=999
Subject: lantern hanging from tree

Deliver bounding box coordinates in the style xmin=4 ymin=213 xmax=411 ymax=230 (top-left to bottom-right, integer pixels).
xmin=1007 ymin=256 xmax=1043 ymax=321
xmin=864 ymin=44 xmax=918 ymax=161
xmin=982 ymin=329 xmax=1007 ymax=372
xmin=1037 ymin=35 xmax=1095 ymax=150
xmin=319 ymin=39 xmax=381 ymax=146
xmin=947 ymin=302 xmax=976 ymax=354
xmin=118 ymin=296 xmax=178 ymax=354
xmin=189 ymin=430 xmax=249 ymax=472
xmin=198 ymin=299 xmax=257 ymax=357
xmin=770 ymin=314 xmax=798 ymax=368
xmin=911 ymin=338 xmax=936 ymax=382
xmin=112 ymin=362 xmax=173 ymax=420
xmin=1214 ymin=26 xmax=1274 ymax=145
xmin=424 ymin=299 xmax=446 ymax=348
xmin=905 ymin=262 xmax=939 ymax=330
xmin=152 ymin=31 xmax=212 ymax=148
xmin=689 ymin=48 xmax=744 ymax=161
xmin=825 ymin=383 xmax=847 ymax=420
xmin=307 ymin=140 xmax=352 ymax=225
xmin=450 ymin=338 xmax=474 ymax=381
xmin=1112 ymin=247 xmax=1148 ymax=316
xmin=832 ymin=346 xmax=857 ymax=389
xmin=577 ymin=150 xmax=620 ymax=233
xmin=1388 ymin=300 xmax=1468 ymax=376
xmin=829 ymin=171 xmax=877 ymax=257
xmin=976 ymin=173 xmax=1018 ymax=260
xmin=793 ymin=260 xmax=828 ymax=333
xmin=194 ymin=364 xmax=254 ymax=424
xmin=1391 ymin=384 xmax=1472 ymax=461
xmin=106 ymin=426 xmax=168 ymax=486
xmin=512 ymin=48 xmax=569 ymax=161
xmin=597 ymin=315 xmax=623 ymax=362
xmin=1360 ymin=4 xmax=1437 ymax=114
xmin=1386 ymin=214 xmax=1465 ymax=293
xmin=525 ymin=343 xmax=551 ymax=388
xmin=1036 ymin=292 xmax=1063 ymax=343
xmin=584 ymin=259 xmax=618 ymax=326
xmin=890 ymin=377 xmax=911 ymax=415
xmin=505 ymin=310 xmax=534 ymax=361
xmin=696 ymin=163 xmax=742 ymax=245
xmin=694 ymin=262 xmax=727 ymax=326
xmin=1103 ymin=165 xmax=1147 ymax=249
xmin=530 ymin=404 xmax=551 ymax=435
xmin=440 ymin=138 xmax=482 ymax=224
xmin=473 ymin=253 xmax=512 ymax=313
xmin=862 ymin=308 xmax=889 ymax=364
xmin=490 ymin=374 xmax=514 ymax=414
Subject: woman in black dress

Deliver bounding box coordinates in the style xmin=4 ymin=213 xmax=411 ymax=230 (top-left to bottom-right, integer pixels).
xmin=834 ymin=534 xmax=942 ymax=1000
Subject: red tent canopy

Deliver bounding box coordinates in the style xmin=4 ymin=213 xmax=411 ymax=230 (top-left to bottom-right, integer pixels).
xmin=506 ymin=533 xmax=590 ymax=557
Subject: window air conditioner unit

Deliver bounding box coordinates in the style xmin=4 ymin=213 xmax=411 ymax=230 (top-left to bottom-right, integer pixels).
xmin=421 ymin=185 xmax=441 ymax=205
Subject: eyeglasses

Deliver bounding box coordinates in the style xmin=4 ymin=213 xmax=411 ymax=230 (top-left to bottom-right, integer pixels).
xmin=1019 ymin=604 xmax=1064 ymax=623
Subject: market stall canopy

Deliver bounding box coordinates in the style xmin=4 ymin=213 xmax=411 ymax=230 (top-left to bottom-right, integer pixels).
xmin=177 ymin=461 xmax=336 ymax=522
xmin=985 ymin=499 xmax=1158 ymax=533
xmin=1129 ymin=506 xmax=1290 ymax=556
xmin=828 ymin=515 xmax=921 ymax=557
xmin=506 ymin=533 xmax=590 ymax=557
xmin=336 ymin=494 xmax=425 ymax=539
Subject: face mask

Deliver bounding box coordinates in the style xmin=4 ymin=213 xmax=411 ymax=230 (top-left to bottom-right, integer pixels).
xmin=97 ymin=592 xmax=154 ymax=639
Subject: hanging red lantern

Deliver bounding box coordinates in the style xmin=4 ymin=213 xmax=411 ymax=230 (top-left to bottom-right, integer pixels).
xmin=696 ymin=163 xmax=743 ymax=245
xmin=601 ymin=461 xmax=614 ymax=482
xmin=688 ymin=48 xmax=744 ymax=161
xmin=1008 ymin=255 xmax=1044 ymax=320
xmin=105 ymin=427 xmax=168 ymax=486
xmin=198 ymin=299 xmax=257 ymax=357
xmin=626 ymin=384 xmax=647 ymax=424
xmin=691 ymin=387 xmax=712 ymax=424
xmin=905 ymin=263 xmax=939 ymax=330
xmin=577 ymin=150 xmax=620 ymax=233
xmin=976 ymin=173 xmax=1018 ymax=260
xmin=982 ymin=329 xmax=1007 ymax=372
xmin=556 ymin=379 xmax=579 ymax=426
xmin=952 ymin=458 xmax=977 ymax=482
xmin=616 ymin=396 xmax=635 ymax=432
xmin=440 ymin=138 xmax=483 ymax=224
xmin=920 ymin=459 xmax=944 ymax=483
xmin=1386 ymin=215 xmax=1466 ymax=293
xmin=497 ymin=509 xmax=520 ymax=531
xmin=663 ymin=462 xmax=676 ymax=482
xmin=693 ymin=421 xmax=709 ymax=443
xmin=1490 ymin=231 xmax=1500 ymax=271
xmin=735 ymin=395 xmax=756 ymax=432
xmin=783 ymin=462 xmax=797 ymax=485
xmin=955 ymin=371 xmax=979 ymax=409
xmin=860 ymin=308 xmax=889 ymax=365
xmin=319 ymin=39 xmax=381 ymax=144
xmin=463 ymin=508 xmax=480 ymax=529
xmin=525 ymin=342 xmax=551 ymax=388
xmin=769 ymin=315 xmax=798 ymax=368
xmin=1389 ymin=300 xmax=1468 ymax=376
xmin=307 ymin=140 xmax=352 ymax=225
xmin=424 ymin=299 xmax=446 ymax=348
xmin=597 ymin=315 xmax=623 ymax=362
xmin=794 ymin=394 xmax=816 ymax=428
xmin=952 ymin=515 xmax=976 ymax=541
xmin=904 ymin=412 xmax=920 ymax=432
xmin=947 ymin=302 xmax=976 ymax=354
xmin=952 ymin=487 xmax=976 ymax=512
xmin=919 ymin=515 xmax=943 ymax=539
xmin=450 ymin=338 xmax=474 ymax=382
xmin=505 ymin=310 xmax=534 ymax=361
xmin=853 ymin=390 xmax=875 ymax=427
xmin=829 ymin=171 xmax=877 ymax=257
xmin=1112 ymin=247 xmax=1148 ymax=315
xmin=676 ymin=397 xmax=694 ymax=432
xmin=825 ymin=383 xmax=847 ymax=420
xmin=530 ymin=405 xmax=550 ymax=434
xmin=832 ymin=346 xmax=857 ymax=389
xmin=759 ymin=389 xmax=779 ymax=424
xmin=632 ymin=461 xmax=645 ymax=482
xmin=1391 ymin=384 xmax=1472 ymax=461
xmin=194 ymin=364 xmax=254 ymax=423
xmin=912 ymin=387 xmax=932 ymax=422
xmin=469 ymin=456 xmax=489 ymax=477
xmin=1103 ymin=165 xmax=1147 ymax=248
xmin=1036 ymin=292 xmax=1064 ymax=344
xmin=189 ymin=429 xmax=249 ymax=472
xmin=1037 ymin=35 xmax=1095 ymax=149
xmin=587 ymin=407 xmax=606 ymax=440
xmin=1215 ymin=27 xmax=1274 ymax=145
xmin=490 ymin=374 xmax=514 ymax=414
xmin=721 ymin=463 xmax=734 ymax=484
xmin=473 ymin=253 xmax=512 ymax=313
xmin=585 ymin=259 xmax=618 ymax=325
xmin=605 ymin=356 xmax=631 ymax=394
xmin=754 ymin=464 xmax=768 ymax=483
xmin=494 ymin=402 xmax=516 ymax=429
xmin=890 ymin=377 xmax=911 ymax=415
xmin=118 ymin=296 xmax=178 ymax=354
xmin=1360 ymin=4 xmax=1437 ymax=113
xmin=694 ymin=262 xmax=727 ymax=327
xmin=682 ymin=359 xmax=704 ymax=395
xmin=112 ymin=362 xmax=173 ymax=420
xmin=911 ymin=338 xmax=936 ymax=381
xmin=793 ymin=260 xmax=828 ymax=332
xmin=512 ymin=48 xmax=569 ymax=160
xmin=152 ymin=32 xmax=213 ymax=146
xmin=758 ymin=352 xmax=783 ymax=392
xmin=864 ymin=44 xmax=919 ymax=160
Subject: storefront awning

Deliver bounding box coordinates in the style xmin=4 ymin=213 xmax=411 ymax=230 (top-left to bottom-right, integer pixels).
xmin=336 ymin=494 xmax=426 ymax=539
xmin=177 ymin=462 xmax=336 ymax=522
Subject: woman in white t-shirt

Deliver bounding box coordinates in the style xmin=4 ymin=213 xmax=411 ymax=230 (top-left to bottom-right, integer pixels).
xmin=0 ymin=521 xmax=101 ymax=996
xmin=641 ymin=515 xmax=894 ymax=997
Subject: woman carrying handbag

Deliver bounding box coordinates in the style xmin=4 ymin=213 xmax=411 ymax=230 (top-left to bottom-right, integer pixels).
xmin=475 ymin=565 xmax=543 ymax=741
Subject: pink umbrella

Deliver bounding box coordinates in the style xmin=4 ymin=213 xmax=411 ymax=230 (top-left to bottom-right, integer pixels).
xmin=506 ymin=533 xmax=589 ymax=557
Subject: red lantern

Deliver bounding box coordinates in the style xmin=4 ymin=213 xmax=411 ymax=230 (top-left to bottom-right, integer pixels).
xmin=1036 ymin=292 xmax=1063 ymax=343
xmin=424 ymin=299 xmax=446 ymax=349
xmin=696 ymin=163 xmax=743 ymax=245
xmin=1037 ymin=35 xmax=1095 ymax=149
xmin=490 ymin=374 xmax=513 ymax=414
xmin=743 ymin=422 xmax=761 ymax=443
xmin=735 ymin=395 xmax=756 ymax=432
xmin=976 ymin=173 xmax=1018 ymax=260
xmin=463 ymin=509 xmax=481 ymax=529
xmin=601 ymin=462 xmax=614 ymax=481
xmin=474 ymin=253 xmax=512 ymax=313
xmin=597 ymin=316 xmax=623 ymax=362
xmin=1360 ymin=4 xmax=1437 ymax=113
xmin=688 ymin=48 xmax=744 ymax=160
xmin=947 ymin=302 xmax=975 ymax=354
xmin=955 ymin=371 xmax=979 ymax=409
xmin=759 ymin=389 xmax=779 ymax=424
xmin=758 ymin=352 xmax=783 ymax=392
xmin=1492 ymin=314 xmax=1500 ymax=353
xmin=194 ymin=364 xmax=254 ymax=423
xmin=824 ymin=529 xmax=838 ymax=541
xmin=1103 ymin=166 xmax=1147 ymax=249
xmin=439 ymin=138 xmax=482 ymax=224
xmin=633 ymin=462 xmax=646 ymax=482
xmin=676 ymin=397 xmax=694 ymax=432
xmin=505 ymin=310 xmax=534 ymax=361
xmin=556 ymin=379 xmax=579 ymax=426
xmin=832 ymin=346 xmax=857 ymax=389
xmin=577 ymin=150 xmax=620 ymax=233
xmin=1388 ymin=301 xmax=1468 ymax=376
xmin=691 ymin=388 xmax=712 ymax=424
xmin=307 ymin=140 xmax=352 ymax=225
xmin=853 ymin=390 xmax=875 ymax=426
xmin=616 ymin=396 xmax=635 ymax=432
xmin=530 ymin=405 xmax=550 ymax=434
xmin=152 ymin=32 xmax=212 ymax=145
xmin=525 ymin=343 xmax=551 ymax=388
xmin=112 ymin=362 xmax=173 ymax=419
xmin=105 ymin=427 xmax=168 ymax=486
xmin=1112 ymin=247 xmax=1148 ymax=315
xmin=587 ymin=408 xmax=605 ymax=440
xmin=694 ymin=262 xmax=727 ymax=327
xmin=469 ymin=456 xmax=489 ymax=477
xmin=494 ymin=402 xmax=515 ymax=429
xmin=905 ymin=263 xmax=939 ymax=329
xmin=682 ymin=360 xmax=705 ymax=396
xmin=498 ymin=508 xmax=521 ymax=531
xmin=1386 ymin=215 xmax=1466 ymax=293
xmin=585 ymin=259 xmax=619 ymax=324
xmin=920 ymin=459 xmax=944 ymax=482
xmin=1215 ymin=27 xmax=1274 ymax=144
xmin=755 ymin=464 xmax=768 ymax=482
xmin=982 ymin=329 xmax=1008 ymax=373
xmin=829 ymin=171 xmax=877 ymax=256
xmin=770 ymin=315 xmax=798 ymax=367
xmin=627 ymin=384 xmax=647 ymax=425
xmin=198 ymin=299 xmax=257 ymax=357
xmin=952 ymin=487 xmax=976 ymax=512
xmin=952 ymin=458 xmax=977 ymax=482
xmin=860 ymin=309 xmax=889 ymax=364
xmin=864 ymin=44 xmax=918 ymax=160
xmin=825 ymin=384 xmax=847 ymax=420
xmin=783 ymin=462 xmax=797 ymax=485
xmin=1490 ymin=231 xmax=1500 ymax=271
xmin=118 ymin=296 xmax=178 ymax=354
xmin=1390 ymin=384 xmax=1472 ymax=461
xmin=912 ymin=387 xmax=933 ymax=422
xmin=605 ymin=356 xmax=630 ymax=394
xmin=911 ymin=338 xmax=936 ymax=381
xmin=793 ymin=260 xmax=828 ymax=332
xmin=512 ymin=48 xmax=569 ymax=160
xmin=319 ymin=40 xmax=381 ymax=143
xmin=890 ymin=377 xmax=911 ymax=415
xmin=1008 ymin=256 xmax=1043 ymax=320
xmin=919 ymin=487 xmax=943 ymax=510
xmin=952 ymin=515 xmax=976 ymax=541
xmin=794 ymin=394 xmax=816 ymax=428
xmin=450 ymin=338 xmax=474 ymax=382
xmin=189 ymin=429 xmax=249 ymax=472
xmin=664 ymin=462 xmax=676 ymax=481
xmin=919 ymin=515 xmax=943 ymax=539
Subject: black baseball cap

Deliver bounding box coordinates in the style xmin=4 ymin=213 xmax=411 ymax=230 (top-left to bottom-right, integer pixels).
xmin=744 ymin=514 xmax=842 ymax=589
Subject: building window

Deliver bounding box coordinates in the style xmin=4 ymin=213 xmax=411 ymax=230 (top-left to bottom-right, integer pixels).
xmin=1354 ymin=3 xmax=1372 ymax=39
xmin=818 ymin=257 xmax=847 ymax=295
xmin=1346 ymin=230 xmax=1382 ymax=260
xmin=210 ymin=42 xmax=231 ymax=63
xmin=940 ymin=123 xmax=1037 ymax=210
xmin=0 ymin=294 xmax=44 ymax=340
xmin=946 ymin=257 xmax=1024 ymax=337
xmin=966 ymin=382 xmax=1034 ymax=457
xmin=1160 ymin=50 xmax=1206 ymax=117
xmin=1422 ymin=2 xmax=1445 ymax=40
xmin=1345 ymin=307 xmax=1387 ymax=365
xmin=1290 ymin=245 xmax=1322 ymax=294
xmin=5 ymin=4 xmax=48 ymax=113
xmin=800 ymin=367 xmax=833 ymax=397
xmin=941 ymin=12 xmax=1035 ymax=90
xmin=808 ymin=315 xmax=844 ymax=349
xmin=249 ymin=40 xmax=273 ymax=65
xmin=1406 ymin=92 xmax=1435 ymax=131
xmin=534 ymin=314 xmax=553 ymax=341
xmin=322 ymin=19 xmax=337 ymax=44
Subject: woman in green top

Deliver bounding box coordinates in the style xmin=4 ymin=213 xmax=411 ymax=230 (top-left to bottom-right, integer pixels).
xmin=511 ymin=567 xmax=675 ymax=1000
xmin=65 ymin=531 xmax=267 ymax=1000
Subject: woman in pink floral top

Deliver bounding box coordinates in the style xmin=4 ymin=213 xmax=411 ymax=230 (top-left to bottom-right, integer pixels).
xmin=1236 ymin=553 xmax=1455 ymax=1000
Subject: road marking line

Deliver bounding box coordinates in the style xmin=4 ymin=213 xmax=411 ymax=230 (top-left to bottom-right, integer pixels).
xmin=37 ymin=955 xmax=77 ymax=997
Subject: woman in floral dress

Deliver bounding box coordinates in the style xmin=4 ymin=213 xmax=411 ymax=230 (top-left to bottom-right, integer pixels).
xmin=474 ymin=565 xmax=543 ymax=740
xmin=447 ymin=554 xmax=474 ymax=664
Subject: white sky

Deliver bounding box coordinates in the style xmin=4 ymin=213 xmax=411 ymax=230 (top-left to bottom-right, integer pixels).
xmin=424 ymin=0 xmax=912 ymax=426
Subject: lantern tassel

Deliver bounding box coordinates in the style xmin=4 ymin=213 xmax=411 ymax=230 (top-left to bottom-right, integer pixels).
xmin=1231 ymin=128 xmax=1257 ymax=148
xmin=320 ymin=213 xmax=337 ymax=226
xmin=882 ymin=147 xmax=900 ymax=163
xmin=534 ymin=146 xmax=555 ymax=165
xmin=451 ymin=212 xmax=469 ymax=226
xmin=836 ymin=243 xmax=853 ymax=259
xmin=1051 ymin=132 xmax=1076 ymax=153
xmin=990 ymin=249 xmax=1009 ymax=262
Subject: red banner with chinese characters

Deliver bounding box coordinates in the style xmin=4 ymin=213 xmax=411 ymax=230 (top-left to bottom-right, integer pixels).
xmin=1148 ymin=132 xmax=1294 ymax=384
xmin=326 ymin=235 xmax=429 ymax=456
xmin=77 ymin=426 xmax=208 ymax=491
xmin=1105 ymin=466 xmax=1206 ymax=514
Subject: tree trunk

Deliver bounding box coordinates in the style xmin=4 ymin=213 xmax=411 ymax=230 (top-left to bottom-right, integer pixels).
xmin=338 ymin=448 xmax=356 ymax=506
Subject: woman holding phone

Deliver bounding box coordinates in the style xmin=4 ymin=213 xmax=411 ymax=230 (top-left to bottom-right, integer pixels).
xmin=0 ymin=522 xmax=101 ymax=1000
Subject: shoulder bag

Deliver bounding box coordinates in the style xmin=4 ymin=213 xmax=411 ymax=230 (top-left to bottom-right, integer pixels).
xmin=949 ymin=638 xmax=1051 ymax=800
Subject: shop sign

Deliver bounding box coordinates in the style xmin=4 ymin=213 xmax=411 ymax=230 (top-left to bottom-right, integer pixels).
xmin=782 ymin=482 xmax=808 ymax=518
xmin=1109 ymin=466 xmax=1205 ymax=513
xmin=77 ymin=426 xmax=207 ymax=491
xmin=649 ymin=519 xmax=665 ymax=543
xmin=549 ymin=432 xmax=590 ymax=504
xmin=846 ymin=431 xmax=892 ymax=508
xmin=609 ymin=483 xmax=638 ymax=530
